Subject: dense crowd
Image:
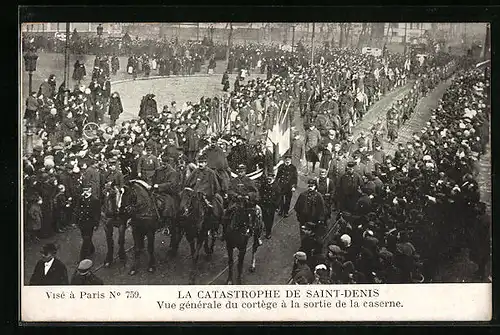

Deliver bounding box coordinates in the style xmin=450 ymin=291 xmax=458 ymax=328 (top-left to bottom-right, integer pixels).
xmin=292 ymin=66 xmax=489 ymax=285
xmin=22 ymin=35 xmax=488 ymax=284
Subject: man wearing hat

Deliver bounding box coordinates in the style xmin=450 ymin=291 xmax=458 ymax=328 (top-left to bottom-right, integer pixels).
xmin=223 ymin=163 xmax=261 ymax=240
xmin=275 ymin=154 xmax=298 ymax=217
xmin=299 ymin=220 xmax=324 ymax=270
xmin=294 ymin=178 xmax=326 ymax=236
xmin=137 ymin=143 xmax=160 ymax=185
xmin=70 ymin=259 xmax=104 ymax=285
xmin=184 ymin=154 xmax=223 ymax=216
xmin=152 ymin=155 xmax=183 ymax=234
xmin=82 ymin=155 xmax=102 ymax=201
xmin=104 ymin=157 xmax=125 ymax=190
xmin=316 ymin=168 xmax=335 ymax=219
xmin=184 ymin=120 xmax=200 ymax=163
xmin=291 ymin=251 xmax=314 ymax=284
xmin=258 ymin=173 xmax=281 ymax=239
xmin=75 ymin=186 xmax=101 ymax=261
xmin=29 ymin=243 xmax=69 ymax=285
xmin=336 ymin=161 xmax=364 ymax=213
xmin=305 ymin=124 xmax=322 ymax=175
xmin=102 ymin=157 xmax=126 ymax=267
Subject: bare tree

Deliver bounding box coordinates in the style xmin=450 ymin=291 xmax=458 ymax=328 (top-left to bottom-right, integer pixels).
xmin=226 ymin=22 xmax=233 ymax=62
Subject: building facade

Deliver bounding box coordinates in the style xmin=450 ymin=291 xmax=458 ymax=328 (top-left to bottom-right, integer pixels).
xmin=21 ymin=23 xmax=124 ymax=36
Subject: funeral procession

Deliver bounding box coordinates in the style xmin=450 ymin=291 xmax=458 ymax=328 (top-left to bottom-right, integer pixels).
xmin=21 ymin=22 xmax=491 ymax=286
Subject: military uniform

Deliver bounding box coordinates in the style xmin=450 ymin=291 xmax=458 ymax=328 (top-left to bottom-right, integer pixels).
xmin=185 ymin=166 xmax=221 ymax=202
xmin=75 ymin=195 xmax=101 ymax=261
xmin=82 ymin=164 xmax=102 ymax=200
xmin=224 ymin=166 xmax=261 ymax=239
xmin=137 ymin=152 xmax=159 ymax=184
xmin=152 ymin=162 xmax=182 ymax=223
xmin=337 ymin=170 xmax=364 ymax=213
xmin=275 ymin=161 xmax=298 ymax=216
xmin=316 ymin=175 xmax=335 ymax=218
xmin=294 ymin=187 xmax=326 ymax=224
xmin=259 ymin=178 xmax=281 ymax=238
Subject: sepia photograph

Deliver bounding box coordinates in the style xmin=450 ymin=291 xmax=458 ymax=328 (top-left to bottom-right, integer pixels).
xmin=19 ymin=20 xmax=492 ymax=321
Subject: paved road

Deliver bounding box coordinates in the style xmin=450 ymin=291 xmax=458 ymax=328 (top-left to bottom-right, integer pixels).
xmin=20 ymin=52 xmax=230 ymax=112
xmin=115 ymin=72 xmax=266 ymax=123
xmin=23 ymin=79 xmax=415 ymax=285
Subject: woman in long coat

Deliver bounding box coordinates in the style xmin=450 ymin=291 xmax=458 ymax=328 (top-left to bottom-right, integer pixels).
xmin=138 ymin=94 xmax=158 ymax=119
xmin=108 ymin=92 xmax=123 ymax=126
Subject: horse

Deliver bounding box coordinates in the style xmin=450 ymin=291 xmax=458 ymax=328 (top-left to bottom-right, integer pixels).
xmin=120 ymin=180 xmax=161 ymax=275
xmin=173 ymin=187 xmax=222 ymax=284
xmin=102 ymin=183 xmax=128 ymax=268
xmin=225 ymin=198 xmax=263 ymax=284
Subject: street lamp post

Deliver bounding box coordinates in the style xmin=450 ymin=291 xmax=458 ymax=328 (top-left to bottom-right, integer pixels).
xmin=23 ymin=47 xmax=38 ymax=156
xmin=97 ymin=24 xmax=104 ymax=54
xmin=23 ymin=48 xmax=38 ymax=96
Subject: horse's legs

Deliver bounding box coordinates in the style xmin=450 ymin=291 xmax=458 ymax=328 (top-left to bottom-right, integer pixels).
xmin=204 ymin=227 xmax=211 ymax=256
xmin=103 ymin=219 xmax=114 ymax=266
xmin=146 ymin=226 xmax=156 ymax=273
xmin=236 ymin=245 xmax=247 ymax=285
xmin=209 ymin=230 xmax=217 ymax=255
xmin=194 ymin=232 xmax=204 ymax=264
xmin=118 ymin=223 xmax=127 ymax=261
xmin=187 ymin=234 xmax=197 ymax=285
xmin=168 ymin=220 xmax=181 ymax=256
xmin=249 ymin=234 xmax=258 ymax=273
xmin=226 ymin=242 xmax=234 ymax=285
xmin=129 ymin=225 xmax=144 ymax=275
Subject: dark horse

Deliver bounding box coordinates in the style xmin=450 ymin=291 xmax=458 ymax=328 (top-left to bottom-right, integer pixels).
xmin=102 ymin=184 xmax=127 ymax=268
xmin=120 ymin=180 xmax=161 ymax=275
xmin=172 ymin=187 xmax=223 ymax=284
xmin=225 ymin=198 xmax=262 ymax=284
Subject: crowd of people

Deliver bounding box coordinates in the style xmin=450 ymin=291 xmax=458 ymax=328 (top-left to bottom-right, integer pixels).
xmin=291 ymin=66 xmax=490 ymax=285
xmin=22 ymin=33 xmax=489 ymax=285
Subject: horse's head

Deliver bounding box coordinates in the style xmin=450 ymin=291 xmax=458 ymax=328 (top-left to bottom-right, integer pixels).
xmin=119 ymin=183 xmax=137 ymax=217
xmin=179 ymin=187 xmax=198 ymax=218
xmin=103 ymin=184 xmax=120 ymax=215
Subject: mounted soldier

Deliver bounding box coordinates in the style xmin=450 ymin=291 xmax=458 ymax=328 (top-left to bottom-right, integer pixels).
xmin=223 ymin=164 xmax=262 ymax=244
xmin=152 ymin=155 xmax=183 ymax=235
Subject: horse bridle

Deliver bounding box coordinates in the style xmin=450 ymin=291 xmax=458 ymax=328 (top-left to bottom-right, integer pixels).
xmin=180 ymin=187 xmax=196 ymax=217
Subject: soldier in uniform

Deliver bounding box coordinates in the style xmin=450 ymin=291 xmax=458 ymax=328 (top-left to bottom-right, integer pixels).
xmin=82 ymin=155 xmax=102 ymax=201
xmin=275 ymin=154 xmax=298 ymax=217
xmin=184 ymin=120 xmax=200 ymax=163
xmin=223 ymin=164 xmax=261 ymax=242
xmin=152 ymin=155 xmax=182 ymax=235
xmin=75 ymin=186 xmax=101 ymax=261
xmin=316 ymin=168 xmax=335 ymax=220
xmin=259 ymin=173 xmax=281 ymax=239
xmin=104 ymin=157 xmax=125 ymax=190
xmin=294 ymin=179 xmax=326 ymax=236
xmin=102 ymin=157 xmax=126 ymax=267
xmin=305 ymin=124 xmax=322 ymax=175
xmin=137 ymin=144 xmax=160 ymax=184
xmin=184 ymin=154 xmax=223 ymax=226
xmin=70 ymin=259 xmax=104 ymax=285
xmin=336 ymin=161 xmax=364 ymax=213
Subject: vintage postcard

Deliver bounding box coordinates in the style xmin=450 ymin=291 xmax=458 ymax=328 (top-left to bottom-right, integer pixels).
xmin=19 ymin=21 xmax=492 ymax=322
